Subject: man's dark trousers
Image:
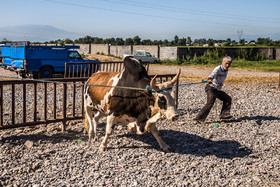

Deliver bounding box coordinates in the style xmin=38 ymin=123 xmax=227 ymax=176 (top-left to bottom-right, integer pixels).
xmin=195 ymin=84 xmax=232 ymax=121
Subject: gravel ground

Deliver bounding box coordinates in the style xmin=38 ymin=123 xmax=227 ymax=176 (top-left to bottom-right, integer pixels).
xmin=0 ymin=67 xmax=280 ymax=186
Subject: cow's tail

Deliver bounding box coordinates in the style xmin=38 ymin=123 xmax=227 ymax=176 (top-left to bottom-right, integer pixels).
xmin=84 ymin=80 xmax=91 ymax=134
xmin=84 ymin=115 xmax=90 ymax=133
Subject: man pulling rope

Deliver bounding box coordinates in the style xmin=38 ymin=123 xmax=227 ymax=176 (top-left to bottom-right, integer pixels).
xmin=194 ymin=56 xmax=233 ymax=124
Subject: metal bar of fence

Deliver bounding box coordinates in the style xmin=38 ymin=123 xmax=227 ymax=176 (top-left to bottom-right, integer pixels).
xmin=72 ymin=82 xmax=76 ymax=117
xmin=11 ymin=84 xmax=15 ymax=125
xmin=81 ymin=81 xmax=84 ymax=116
xmin=0 ymin=85 xmax=2 ymax=127
xmin=62 ymin=83 xmax=67 ymax=131
xmin=34 ymin=83 xmax=37 ymax=122
xmin=23 ymin=83 xmax=26 ymax=124
xmin=53 ymin=83 xmax=56 ymax=119
xmin=44 ymin=82 xmax=47 ymax=121
xmin=0 ymin=116 xmax=84 ymax=130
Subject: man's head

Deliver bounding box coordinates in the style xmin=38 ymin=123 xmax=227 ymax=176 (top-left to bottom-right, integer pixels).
xmin=222 ymin=56 xmax=232 ymax=71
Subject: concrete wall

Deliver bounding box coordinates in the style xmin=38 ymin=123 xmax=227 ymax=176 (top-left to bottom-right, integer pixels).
xmin=160 ymin=47 xmax=178 ymax=60
xmin=275 ymin=48 xmax=280 ymax=60
xmin=72 ymin=44 xmax=280 ymax=61
xmin=90 ymin=44 xmax=109 ymax=55
xmin=76 ymin=44 xmax=90 ymax=55
xmin=110 ymin=45 xmax=132 ymax=58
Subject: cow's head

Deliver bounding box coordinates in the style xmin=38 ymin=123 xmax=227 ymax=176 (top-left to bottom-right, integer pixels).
xmin=150 ymin=69 xmax=180 ymax=121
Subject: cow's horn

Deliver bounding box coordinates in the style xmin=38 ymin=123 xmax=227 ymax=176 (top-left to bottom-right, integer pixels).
xmin=167 ymin=68 xmax=181 ymax=87
xmin=171 ymin=68 xmax=181 ymax=84
xmin=150 ymin=75 xmax=158 ymax=90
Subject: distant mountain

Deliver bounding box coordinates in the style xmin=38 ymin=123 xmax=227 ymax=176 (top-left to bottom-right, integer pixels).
xmin=0 ymin=25 xmax=84 ymax=42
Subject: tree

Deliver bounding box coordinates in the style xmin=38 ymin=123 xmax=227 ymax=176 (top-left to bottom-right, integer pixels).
xmin=104 ymin=37 xmax=116 ymax=45
xmin=142 ymin=39 xmax=152 ymax=45
xmin=256 ymin=37 xmax=272 ymax=46
xmin=178 ymin=37 xmax=186 ymax=46
xmin=174 ymin=35 xmax=179 ymax=45
xmin=239 ymin=39 xmax=246 ymax=46
xmin=133 ymin=36 xmax=141 ymax=45
xmin=115 ymin=38 xmax=124 ymax=45
xmin=64 ymin=38 xmax=73 ymax=44
xmin=207 ymin=38 xmax=214 ymax=46
xmin=94 ymin=37 xmax=104 ymax=44
xmin=153 ymin=40 xmax=163 ymax=45
xmin=163 ymin=39 xmax=169 ymax=46
xmin=58 ymin=40 xmax=65 ymax=46
xmin=124 ymin=38 xmax=134 ymax=45
xmin=186 ymin=37 xmax=192 ymax=46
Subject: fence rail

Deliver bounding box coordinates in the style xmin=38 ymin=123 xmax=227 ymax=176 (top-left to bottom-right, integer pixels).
xmin=64 ymin=61 xmax=149 ymax=78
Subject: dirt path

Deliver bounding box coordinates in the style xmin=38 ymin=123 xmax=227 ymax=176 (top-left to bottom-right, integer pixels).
xmin=1 ymin=61 xmax=279 ymax=84
xmin=148 ymin=65 xmax=279 ymax=83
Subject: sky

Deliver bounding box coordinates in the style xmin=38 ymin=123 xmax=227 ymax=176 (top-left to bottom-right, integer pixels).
xmin=1 ymin=0 xmax=280 ymax=41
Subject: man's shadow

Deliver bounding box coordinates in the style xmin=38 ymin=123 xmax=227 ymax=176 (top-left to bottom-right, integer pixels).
xmin=118 ymin=129 xmax=251 ymax=159
xmin=225 ymin=115 xmax=280 ymax=126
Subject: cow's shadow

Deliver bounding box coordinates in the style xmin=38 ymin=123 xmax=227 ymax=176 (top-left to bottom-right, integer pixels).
xmin=117 ymin=129 xmax=251 ymax=159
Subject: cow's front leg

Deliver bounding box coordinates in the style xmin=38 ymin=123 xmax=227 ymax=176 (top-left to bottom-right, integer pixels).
xmin=99 ymin=114 xmax=115 ymax=152
xmin=149 ymin=123 xmax=173 ymax=153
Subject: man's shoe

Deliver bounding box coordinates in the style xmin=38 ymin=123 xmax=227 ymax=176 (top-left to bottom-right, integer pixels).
xmin=193 ymin=118 xmax=205 ymax=125
xmin=220 ymin=115 xmax=233 ymax=120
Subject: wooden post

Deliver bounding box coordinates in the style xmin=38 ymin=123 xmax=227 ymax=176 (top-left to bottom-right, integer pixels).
xmin=175 ymin=78 xmax=179 ymax=109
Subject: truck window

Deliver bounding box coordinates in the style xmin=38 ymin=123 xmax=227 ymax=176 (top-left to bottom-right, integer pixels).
xmin=146 ymin=52 xmax=152 ymax=57
xmin=69 ymin=51 xmax=82 ymax=59
xmin=135 ymin=51 xmax=144 ymax=56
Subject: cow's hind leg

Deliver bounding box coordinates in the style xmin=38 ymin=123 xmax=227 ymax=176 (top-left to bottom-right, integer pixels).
xmin=99 ymin=114 xmax=115 ymax=152
xmin=92 ymin=111 xmax=104 ymax=142
xmin=149 ymin=124 xmax=173 ymax=153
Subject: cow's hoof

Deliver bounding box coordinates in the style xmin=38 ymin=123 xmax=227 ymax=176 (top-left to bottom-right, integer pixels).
xmin=99 ymin=147 xmax=106 ymax=152
xmin=162 ymin=146 xmax=174 ymax=153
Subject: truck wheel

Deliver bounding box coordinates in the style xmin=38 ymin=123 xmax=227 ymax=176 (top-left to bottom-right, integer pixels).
xmin=32 ymin=73 xmax=38 ymax=79
xmin=39 ymin=66 xmax=54 ymax=78
xmin=153 ymin=60 xmax=158 ymax=64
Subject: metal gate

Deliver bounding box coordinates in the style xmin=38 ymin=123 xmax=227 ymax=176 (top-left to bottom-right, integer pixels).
xmin=0 ymin=75 xmax=178 ymax=131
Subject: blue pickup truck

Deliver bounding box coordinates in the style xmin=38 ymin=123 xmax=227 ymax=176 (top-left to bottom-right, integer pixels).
xmin=0 ymin=45 xmax=99 ymax=78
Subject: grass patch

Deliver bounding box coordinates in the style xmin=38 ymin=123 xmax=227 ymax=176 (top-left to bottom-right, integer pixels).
xmin=230 ymin=60 xmax=280 ymax=72
xmin=161 ymin=59 xmax=280 ymax=72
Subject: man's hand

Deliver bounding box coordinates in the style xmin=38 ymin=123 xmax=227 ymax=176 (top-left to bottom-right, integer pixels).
xmin=208 ymin=77 xmax=212 ymax=84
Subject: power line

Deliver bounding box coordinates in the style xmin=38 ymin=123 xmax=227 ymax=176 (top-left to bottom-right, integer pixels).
xmin=44 ymin=0 xmax=280 ymax=30
xmin=113 ymin=0 xmax=280 ymax=23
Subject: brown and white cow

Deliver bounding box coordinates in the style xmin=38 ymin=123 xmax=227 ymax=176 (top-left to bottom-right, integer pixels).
xmin=84 ymin=56 xmax=180 ymax=152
